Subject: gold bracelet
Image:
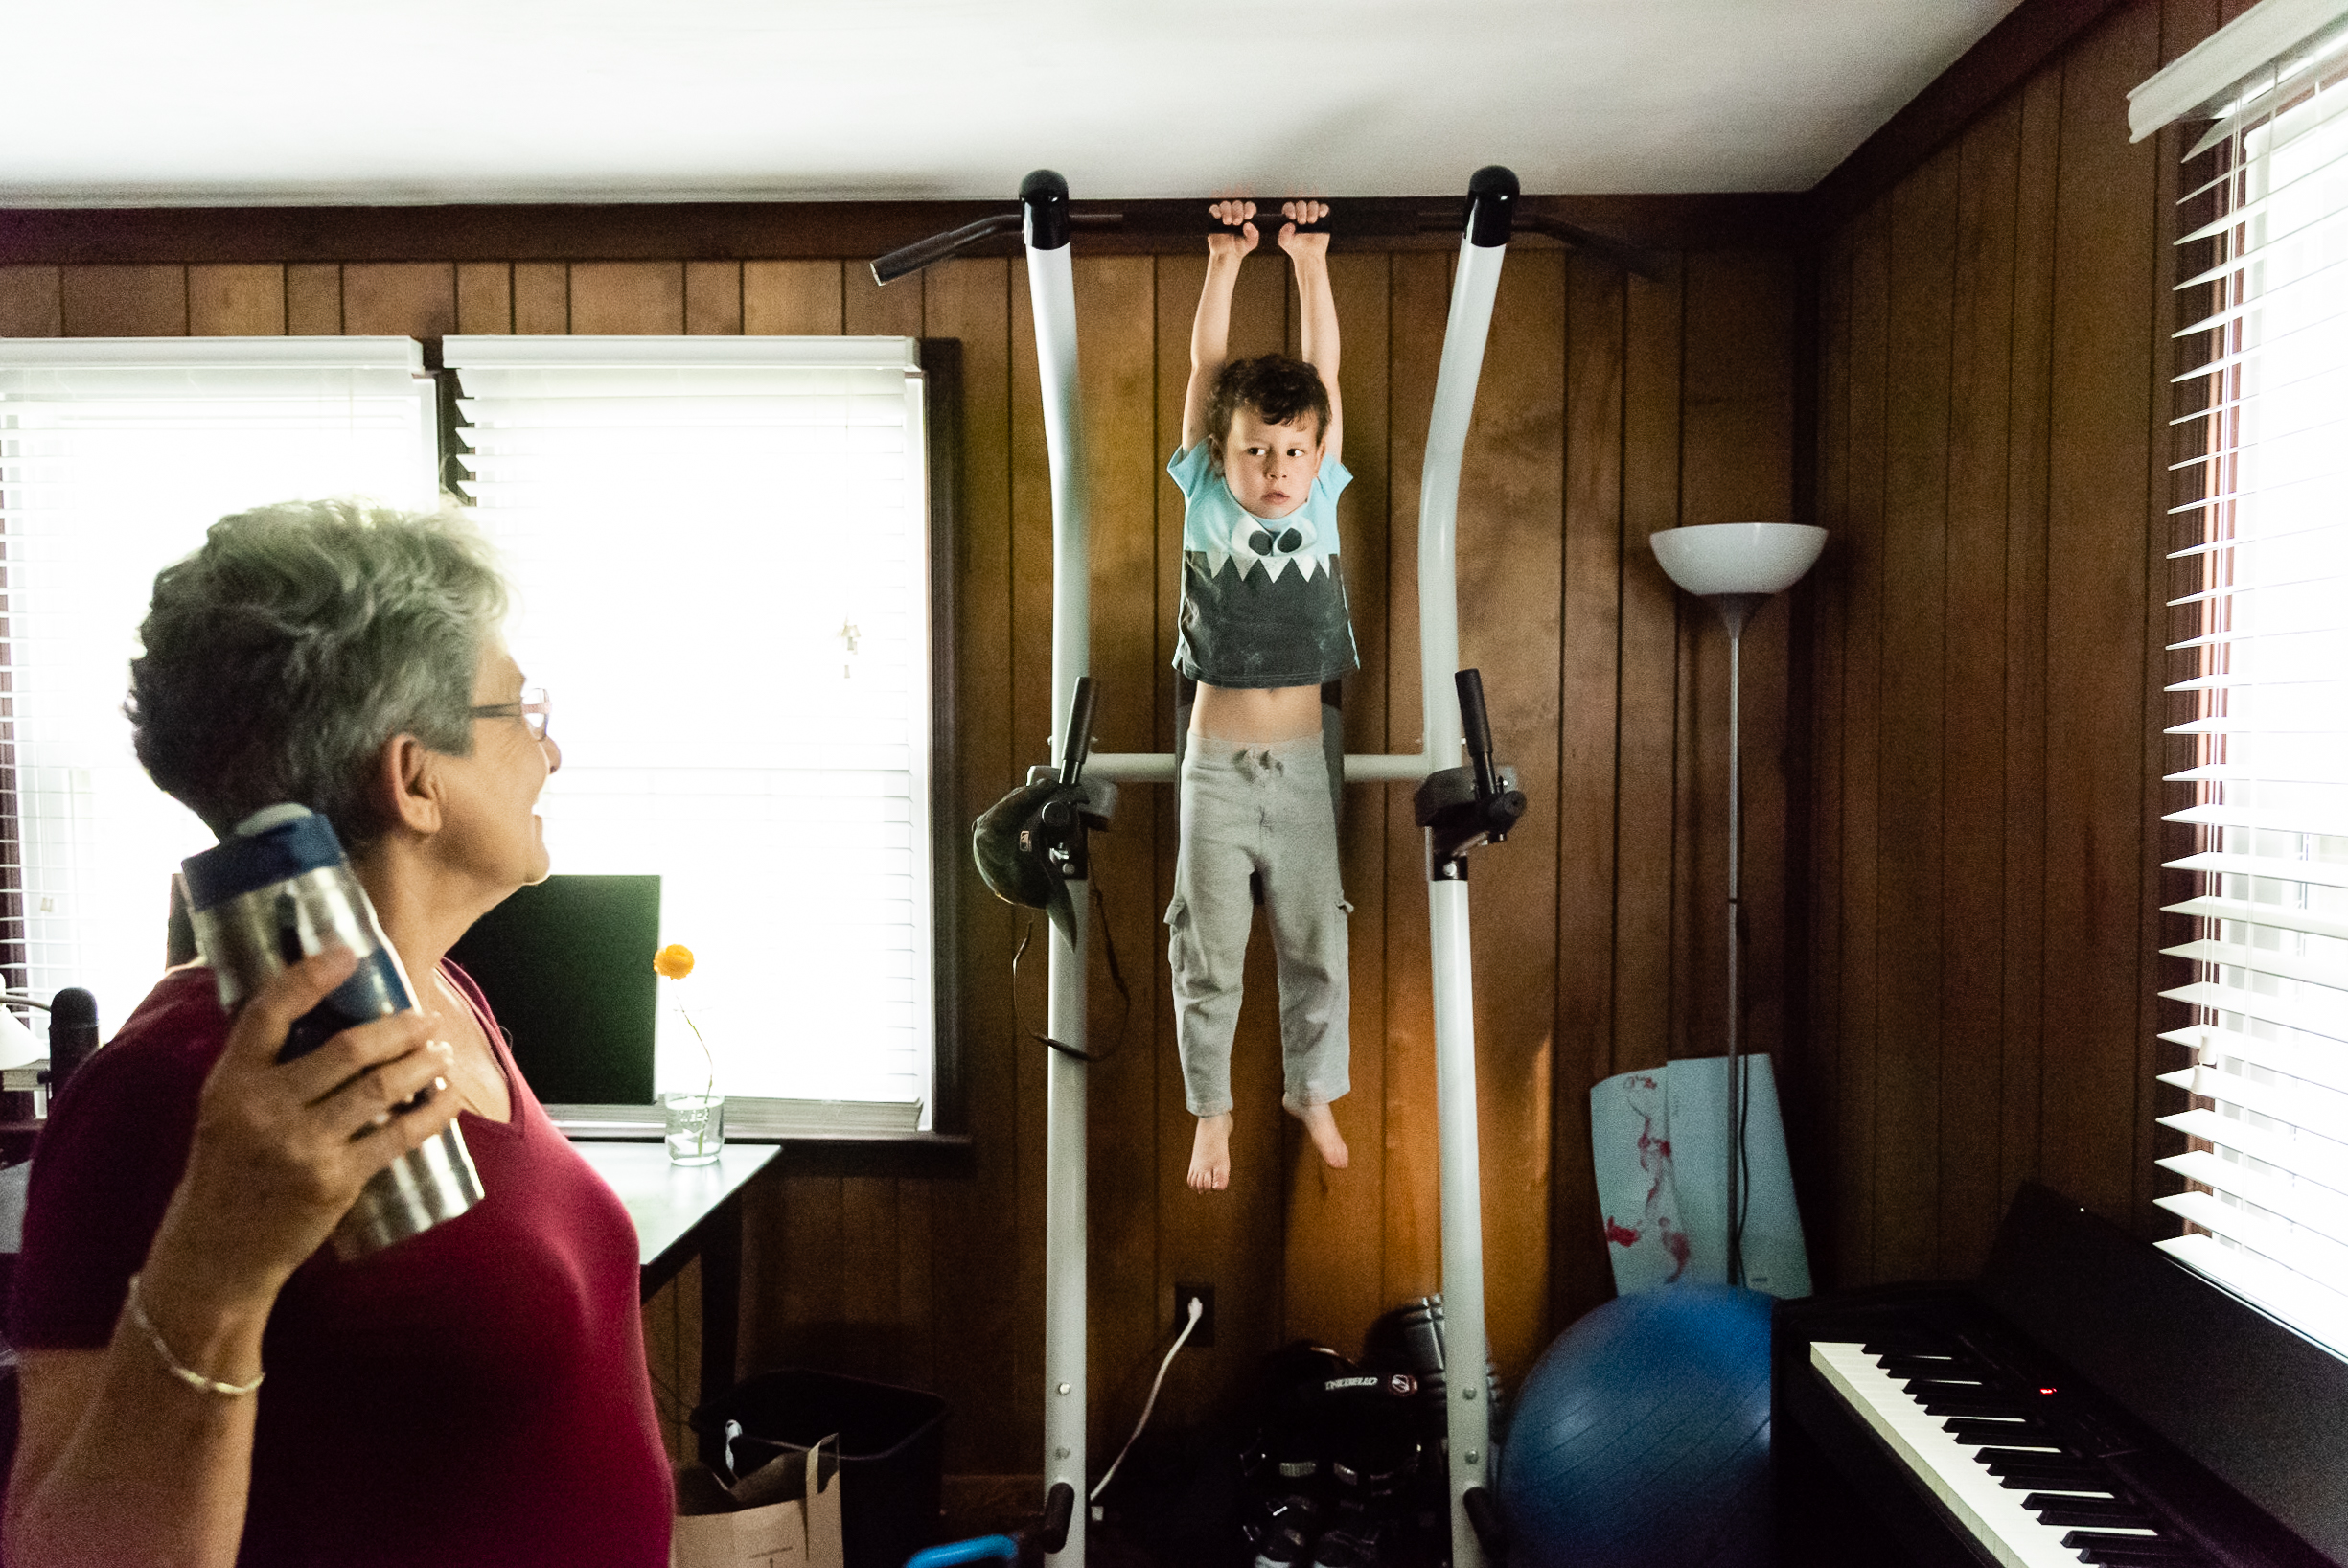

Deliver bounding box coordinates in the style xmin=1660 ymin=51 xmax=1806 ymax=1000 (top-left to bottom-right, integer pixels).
xmin=124 ymin=1274 xmax=265 ymax=1397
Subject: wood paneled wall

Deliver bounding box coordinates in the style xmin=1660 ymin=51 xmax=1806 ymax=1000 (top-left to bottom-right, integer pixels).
xmin=1796 ymin=0 xmax=2226 ymax=1289
xmin=0 ymin=0 xmax=2270 ymax=1481
xmin=0 ymin=237 xmax=1797 ymax=1472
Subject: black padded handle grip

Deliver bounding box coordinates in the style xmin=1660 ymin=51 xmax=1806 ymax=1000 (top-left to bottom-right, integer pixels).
xmin=1058 ymin=677 xmax=1098 ymax=787
xmin=1038 ymin=1482 xmax=1076 ymax=1554
xmin=1456 ymin=668 xmax=1494 ymax=761
xmin=1458 ymin=669 xmax=1508 ymax=815
xmin=872 ymin=212 xmax=1023 ymax=286
xmin=1462 ymin=1485 xmax=1508 ymax=1556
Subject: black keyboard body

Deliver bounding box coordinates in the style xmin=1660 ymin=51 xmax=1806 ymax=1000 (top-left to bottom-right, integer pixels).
xmin=1774 ymin=1183 xmax=2348 ymax=1568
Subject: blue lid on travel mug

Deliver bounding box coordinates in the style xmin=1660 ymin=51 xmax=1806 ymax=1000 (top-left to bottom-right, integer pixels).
xmin=180 ymin=804 xmax=346 ymax=912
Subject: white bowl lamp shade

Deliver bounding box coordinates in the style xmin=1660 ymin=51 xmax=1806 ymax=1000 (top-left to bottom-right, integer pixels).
xmin=1649 ymin=522 xmax=1828 ymax=598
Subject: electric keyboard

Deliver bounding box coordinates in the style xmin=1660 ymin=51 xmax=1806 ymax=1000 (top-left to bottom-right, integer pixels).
xmin=1775 ymin=1184 xmax=2348 ymax=1568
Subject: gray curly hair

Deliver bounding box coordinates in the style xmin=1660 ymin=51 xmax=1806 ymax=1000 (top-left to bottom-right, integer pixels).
xmin=127 ymin=498 xmax=510 ymax=851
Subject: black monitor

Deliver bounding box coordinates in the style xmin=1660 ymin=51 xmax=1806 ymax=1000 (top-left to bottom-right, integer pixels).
xmin=448 ymin=875 xmax=660 ymax=1106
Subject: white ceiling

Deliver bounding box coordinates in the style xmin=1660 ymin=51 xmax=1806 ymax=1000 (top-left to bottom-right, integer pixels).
xmin=7 ymin=0 xmax=2025 ymax=207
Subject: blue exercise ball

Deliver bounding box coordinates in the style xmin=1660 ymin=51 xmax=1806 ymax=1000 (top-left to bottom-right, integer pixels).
xmin=1495 ymin=1285 xmax=1773 ymax=1568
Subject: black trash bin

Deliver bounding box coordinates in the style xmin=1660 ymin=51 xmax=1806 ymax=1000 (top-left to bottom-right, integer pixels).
xmin=691 ymin=1368 xmax=946 ymax=1568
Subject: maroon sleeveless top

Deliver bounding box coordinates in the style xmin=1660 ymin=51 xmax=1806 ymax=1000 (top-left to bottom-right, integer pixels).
xmin=10 ymin=963 xmax=672 ymax=1566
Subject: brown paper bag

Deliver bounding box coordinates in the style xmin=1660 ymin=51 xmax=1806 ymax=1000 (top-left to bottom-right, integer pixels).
xmin=671 ymin=1432 xmax=843 ymax=1568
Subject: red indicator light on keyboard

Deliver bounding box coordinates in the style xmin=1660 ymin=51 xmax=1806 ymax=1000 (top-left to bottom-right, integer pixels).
xmin=2038 ymin=1387 xmax=2058 ymax=1395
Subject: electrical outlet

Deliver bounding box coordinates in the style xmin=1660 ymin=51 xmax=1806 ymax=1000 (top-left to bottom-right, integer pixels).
xmin=1173 ymin=1283 xmax=1215 ymax=1348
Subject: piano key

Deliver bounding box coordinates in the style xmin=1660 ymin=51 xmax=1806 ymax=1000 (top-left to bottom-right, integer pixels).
xmin=2023 ymin=1496 xmax=2158 ymax=1529
xmin=1811 ymin=1341 xmax=2104 ymax=1568
xmin=2033 ymin=1510 xmax=2156 ymax=1534
xmin=1904 ymin=1376 xmax=1992 ymax=1396
xmin=2060 ymin=1532 xmax=2207 ymax=1565
xmin=1995 ymin=1470 xmax=2114 ymax=1492
xmin=1923 ymin=1393 xmax=2032 ymax=1417
xmin=1863 ymin=1336 xmax=1956 ymax=1355
xmin=1980 ymin=1456 xmax=2099 ymax=1476
xmin=1995 ymin=1481 xmax=2121 ymax=1498
xmin=1880 ymin=1354 xmax=1979 ymax=1376
xmin=2003 ymin=1478 xmax=2123 ymax=1498
xmin=1946 ymin=1417 xmax=2052 ymax=1444
xmin=1983 ymin=1458 xmax=2106 ymax=1483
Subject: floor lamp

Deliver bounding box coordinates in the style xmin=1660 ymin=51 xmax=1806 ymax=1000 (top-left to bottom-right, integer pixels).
xmin=1648 ymin=521 xmax=1827 ymax=1287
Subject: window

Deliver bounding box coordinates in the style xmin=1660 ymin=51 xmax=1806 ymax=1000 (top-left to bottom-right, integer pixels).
xmin=0 ymin=338 xmax=439 ymax=1035
xmin=2142 ymin=6 xmax=2348 ymax=1358
xmin=445 ymin=336 xmax=937 ymax=1119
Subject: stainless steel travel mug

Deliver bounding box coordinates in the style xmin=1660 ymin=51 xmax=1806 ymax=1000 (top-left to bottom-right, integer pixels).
xmin=181 ymin=803 xmax=483 ymax=1258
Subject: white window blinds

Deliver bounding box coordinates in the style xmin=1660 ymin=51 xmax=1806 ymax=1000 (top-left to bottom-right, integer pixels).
xmin=443 ymin=336 xmax=932 ymax=1116
xmin=2150 ymin=7 xmax=2348 ymax=1360
xmin=0 ymin=337 xmax=440 ymax=1035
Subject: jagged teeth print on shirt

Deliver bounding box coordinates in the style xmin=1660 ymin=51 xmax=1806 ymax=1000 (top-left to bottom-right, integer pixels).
xmin=1190 ymin=499 xmax=1339 ymax=583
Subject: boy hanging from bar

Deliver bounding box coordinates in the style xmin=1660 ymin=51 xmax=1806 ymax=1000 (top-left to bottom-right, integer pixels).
xmin=1167 ymin=198 xmax=1354 ymax=1192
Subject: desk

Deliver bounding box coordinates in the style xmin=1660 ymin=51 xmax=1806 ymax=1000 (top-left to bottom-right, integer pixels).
xmin=0 ymin=1141 xmax=773 ymax=1448
xmin=574 ymin=1141 xmax=779 ymax=1423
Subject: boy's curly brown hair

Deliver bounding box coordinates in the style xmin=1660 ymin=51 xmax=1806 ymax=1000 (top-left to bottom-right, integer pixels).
xmin=1206 ymin=354 xmax=1330 ymax=450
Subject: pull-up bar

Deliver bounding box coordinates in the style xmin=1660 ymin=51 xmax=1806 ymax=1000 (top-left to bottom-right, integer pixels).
xmin=871 ymin=189 xmax=1666 ymax=284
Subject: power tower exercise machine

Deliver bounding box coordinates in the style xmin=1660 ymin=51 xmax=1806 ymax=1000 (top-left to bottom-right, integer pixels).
xmin=881 ymin=167 xmax=1559 ymax=1567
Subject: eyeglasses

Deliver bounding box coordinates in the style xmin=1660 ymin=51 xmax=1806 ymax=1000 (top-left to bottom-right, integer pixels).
xmin=469 ymin=686 xmax=552 ymax=743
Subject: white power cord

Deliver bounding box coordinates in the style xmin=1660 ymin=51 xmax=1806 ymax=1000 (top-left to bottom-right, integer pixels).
xmin=1090 ymin=1295 xmax=1204 ymax=1506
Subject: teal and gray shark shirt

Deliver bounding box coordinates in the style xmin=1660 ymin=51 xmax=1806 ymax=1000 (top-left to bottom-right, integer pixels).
xmin=1167 ymin=443 xmax=1359 ymax=689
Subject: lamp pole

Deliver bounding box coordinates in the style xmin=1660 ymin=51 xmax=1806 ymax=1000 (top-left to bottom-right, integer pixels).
xmin=1715 ymin=592 xmax=1762 ymax=1288
xmin=1647 ymin=524 xmax=1825 ymax=1290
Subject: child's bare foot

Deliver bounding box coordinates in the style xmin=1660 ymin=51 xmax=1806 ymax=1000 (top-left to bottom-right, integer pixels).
xmin=1188 ymin=1114 xmax=1232 ymax=1192
xmin=1288 ymin=1101 xmax=1349 ymax=1169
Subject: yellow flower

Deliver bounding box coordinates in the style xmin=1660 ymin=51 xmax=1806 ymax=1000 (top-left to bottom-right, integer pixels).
xmin=653 ymin=943 xmax=696 ymax=980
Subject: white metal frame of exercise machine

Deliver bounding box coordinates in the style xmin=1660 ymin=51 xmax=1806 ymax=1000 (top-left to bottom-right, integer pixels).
xmin=878 ymin=166 xmax=1541 ymax=1567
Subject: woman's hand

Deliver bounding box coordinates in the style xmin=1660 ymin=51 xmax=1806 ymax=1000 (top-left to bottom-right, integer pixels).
xmin=1278 ymin=200 xmax=1331 ymax=261
xmin=142 ymin=950 xmax=457 ymax=1325
xmin=1207 ymin=199 xmax=1259 ymax=262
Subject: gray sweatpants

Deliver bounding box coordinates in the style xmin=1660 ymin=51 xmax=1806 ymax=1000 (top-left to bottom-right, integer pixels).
xmin=1165 ymin=736 xmax=1351 ymax=1117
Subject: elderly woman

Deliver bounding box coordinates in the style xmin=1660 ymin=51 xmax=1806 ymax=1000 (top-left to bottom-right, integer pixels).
xmin=3 ymin=501 xmax=670 ymax=1566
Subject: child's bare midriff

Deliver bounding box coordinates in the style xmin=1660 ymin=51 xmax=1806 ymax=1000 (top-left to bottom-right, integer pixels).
xmin=1191 ymin=680 xmax=1322 ymax=743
